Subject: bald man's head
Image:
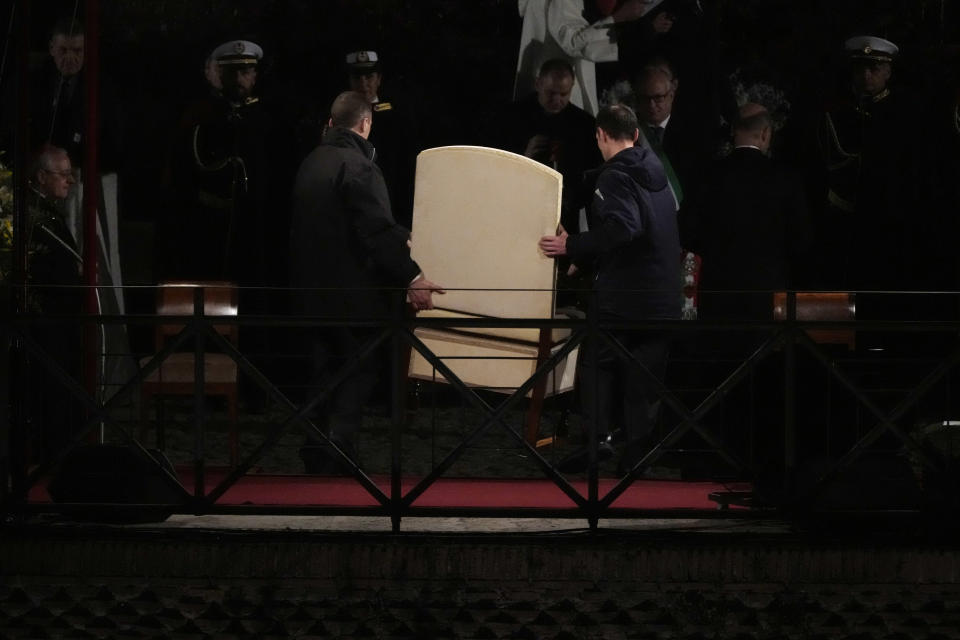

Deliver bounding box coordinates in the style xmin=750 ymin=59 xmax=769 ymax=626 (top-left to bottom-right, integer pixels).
xmin=733 ymin=103 xmax=773 ymax=153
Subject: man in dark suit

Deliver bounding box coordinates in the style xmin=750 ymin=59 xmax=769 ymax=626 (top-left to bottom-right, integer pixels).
xmin=289 ymin=91 xmax=443 ymax=473
xmin=4 ymin=17 xmax=123 ymax=171
xmin=679 ymin=103 xmax=812 ymax=321
xmin=631 ymin=60 xmax=720 ymax=320
xmin=678 ymin=103 xmax=812 ymax=488
xmin=632 ymin=61 xmax=712 ymax=207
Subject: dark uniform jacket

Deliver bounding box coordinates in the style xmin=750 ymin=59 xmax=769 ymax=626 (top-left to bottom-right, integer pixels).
xmin=566 ymin=145 xmax=681 ymax=320
xmin=815 ymin=89 xmax=918 ymax=290
xmin=289 ymin=126 xmax=420 ymax=319
xmin=165 ymin=92 xmax=288 ymax=285
xmin=678 ymin=146 xmax=813 ymax=319
xmin=367 ymin=98 xmax=418 ymax=231
xmin=25 ymin=188 xmax=84 ymax=314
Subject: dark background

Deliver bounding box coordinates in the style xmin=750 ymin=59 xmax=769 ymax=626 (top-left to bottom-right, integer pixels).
xmin=7 ymin=0 xmax=960 ymax=280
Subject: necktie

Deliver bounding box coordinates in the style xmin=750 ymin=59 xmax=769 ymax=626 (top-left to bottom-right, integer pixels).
xmin=649 ymin=125 xmax=664 ymax=146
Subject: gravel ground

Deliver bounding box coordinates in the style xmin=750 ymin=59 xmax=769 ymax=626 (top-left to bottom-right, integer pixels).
xmin=108 ymin=384 xmax=615 ymax=478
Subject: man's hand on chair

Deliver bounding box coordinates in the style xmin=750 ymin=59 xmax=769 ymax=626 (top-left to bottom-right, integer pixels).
xmin=407 ymin=274 xmax=445 ymax=312
xmin=539 ymin=228 xmax=569 ymax=257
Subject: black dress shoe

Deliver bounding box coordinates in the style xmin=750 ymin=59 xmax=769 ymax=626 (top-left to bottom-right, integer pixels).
xmin=556 ymin=441 xmax=614 ymax=473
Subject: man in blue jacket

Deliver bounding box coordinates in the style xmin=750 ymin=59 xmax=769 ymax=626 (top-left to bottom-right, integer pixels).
xmin=540 ymin=102 xmax=681 ymax=475
xmin=290 ymin=91 xmax=443 ymax=473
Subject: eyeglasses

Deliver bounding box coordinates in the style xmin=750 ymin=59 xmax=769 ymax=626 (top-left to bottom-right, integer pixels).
xmin=638 ymin=91 xmax=674 ymax=105
xmin=42 ymin=168 xmax=74 ymax=178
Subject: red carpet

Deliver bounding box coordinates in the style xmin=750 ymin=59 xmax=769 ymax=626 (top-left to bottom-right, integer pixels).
xmin=215 ymin=476 xmax=746 ymax=509
xmin=30 ymin=468 xmax=750 ymax=510
xmin=172 ymin=470 xmax=748 ymax=510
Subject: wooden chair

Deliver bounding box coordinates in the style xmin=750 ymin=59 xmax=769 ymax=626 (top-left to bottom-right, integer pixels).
xmin=405 ymin=146 xmax=577 ymax=447
xmin=139 ymin=281 xmax=240 ymax=465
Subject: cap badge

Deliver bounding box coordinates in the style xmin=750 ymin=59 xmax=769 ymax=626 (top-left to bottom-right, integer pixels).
xmin=234 ymin=41 xmax=245 ymax=54
xmin=358 ymin=51 xmax=369 ymax=63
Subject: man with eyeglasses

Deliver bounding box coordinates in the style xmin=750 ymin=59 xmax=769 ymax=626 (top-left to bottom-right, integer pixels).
xmin=24 ymin=144 xmax=83 ymax=323
xmin=27 ymin=147 xmax=81 ymax=280
xmin=4 ymin=16 xmax=134 ymax=409
xmin=631 ymin=60 xmax=715 ymax=320
xmin=22 ymin=145 xmax=85 ymax=464
xmin=33 ymin=147 xmax=77 ymax=202
xmin=632 ymin=64 xmax=685 ymax=203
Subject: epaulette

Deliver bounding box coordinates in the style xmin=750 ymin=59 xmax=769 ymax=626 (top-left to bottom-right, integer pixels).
xmin=373 ymin=102 xmax=392 ymax=112
xmin=230 ymin=96 xmax=260 ymax=108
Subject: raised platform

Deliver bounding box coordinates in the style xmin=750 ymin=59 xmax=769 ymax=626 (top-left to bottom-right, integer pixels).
xmin=3 ymin=513 xmax=960 ymax=639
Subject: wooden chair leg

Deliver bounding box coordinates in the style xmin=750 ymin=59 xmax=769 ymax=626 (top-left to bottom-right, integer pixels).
xmin=400 ymin=342 xmax=421 ymax=425
xmin=525 ymin=328 xmax=553 ymax=447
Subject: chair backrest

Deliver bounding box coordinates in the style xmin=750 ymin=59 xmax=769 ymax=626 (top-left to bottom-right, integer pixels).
xmin=772 ymin=292 xmax=856 ymax=322
xmin=154 ymin=280 xmax=238 ymax=346
xmin=410 ymin=146 xmax=562 ymax=319
xmin=773 ymin=291 xmax=856 ymax=348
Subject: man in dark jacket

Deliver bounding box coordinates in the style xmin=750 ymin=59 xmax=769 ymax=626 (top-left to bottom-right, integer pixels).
xmin=679 ymin=103 xmax=812 ymax=321
xmin=22 ymin=145 xmax=85 ymax=463
xmin=678 ymin=103 xmax=812 ymax=484
xmin=289 ymin=91 xmax=442 ymax=473
xmin=1 ymin=17 xmax=123 ymax=171
xmin=540 ymin=103 xmax=681 ymax=475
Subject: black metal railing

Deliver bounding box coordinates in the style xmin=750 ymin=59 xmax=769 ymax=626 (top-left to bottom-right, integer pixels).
xmin=3 ymin=285 xmax=960 ymax=529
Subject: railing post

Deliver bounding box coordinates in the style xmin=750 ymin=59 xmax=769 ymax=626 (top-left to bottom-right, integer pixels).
xmin=193 ymin=286 xmax=206 ymax=504
xmin=783 ymin=290 xmax=797 ymax=503
xmin=587 ymin=288 xmax=600 ymax=531
xmin=390 ymin=288 xmax=405 ymax=533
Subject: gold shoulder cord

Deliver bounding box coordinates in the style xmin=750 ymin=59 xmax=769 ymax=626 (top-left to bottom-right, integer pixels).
xmin=192 ymin=125 xmax=248 ymax=193
xmin=823 ymin=112 xmax=859 ymax=171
